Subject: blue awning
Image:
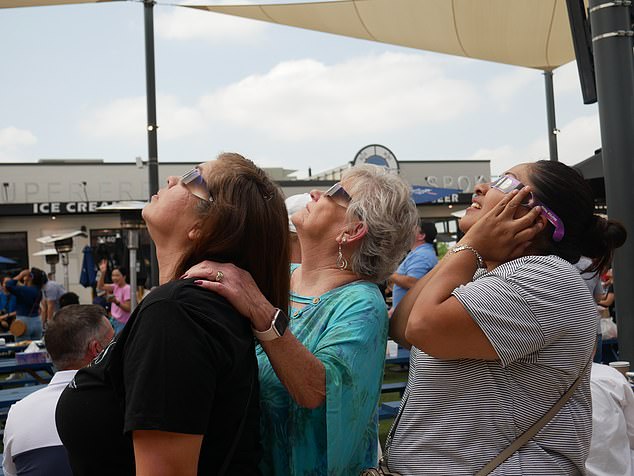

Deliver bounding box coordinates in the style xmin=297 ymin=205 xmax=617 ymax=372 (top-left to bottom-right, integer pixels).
xmin=411 ymin=185 xmax=462 ymax=204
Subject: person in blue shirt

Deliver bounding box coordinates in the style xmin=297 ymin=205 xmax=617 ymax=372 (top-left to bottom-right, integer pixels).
xmin=185 ymin=165 xmax=418 ymax=475
xmin=0 ymin=275 xmax=17 ymax=330
xmin=390 ymin=220 xmax=439 ymax=310
xmin=5 ymin=268 xmax=45 ymax=340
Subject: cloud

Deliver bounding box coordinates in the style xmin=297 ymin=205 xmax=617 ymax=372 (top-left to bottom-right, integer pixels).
xmin=79 ymin=52 xmax=479 ymax=144
xmin=0 ymin=126 xmax=37 ymax=149
xmin=557 ymin=113 xmax=601 ymax=163
xmin=0 ymin=126 xmax=37 ymax=162
xmin=155 ymin=2 xmax=266 ymax=43
xmin=80 ymin=95 xmax=205 ymax=141
xmin=469 ymin=113 xmax=600 ymax=175
xmin=80 ymin=97 xmax=146 ymax=140
xmin=486 ymin=68 xmax=540 ymax=112
xmin=200 ymin=52 xmax=480 ymax=140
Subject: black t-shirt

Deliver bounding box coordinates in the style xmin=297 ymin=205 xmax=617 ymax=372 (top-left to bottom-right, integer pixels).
xmin=55 ymin=279 xmax=261 ymax=475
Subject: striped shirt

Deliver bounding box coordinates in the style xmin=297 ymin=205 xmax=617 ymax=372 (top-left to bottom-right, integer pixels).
xmin=386 ymin=255 xmax=596 ymax=475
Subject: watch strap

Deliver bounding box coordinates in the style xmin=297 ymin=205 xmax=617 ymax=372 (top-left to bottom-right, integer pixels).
xmin=252 ymin=308 xmax=288 ymax=341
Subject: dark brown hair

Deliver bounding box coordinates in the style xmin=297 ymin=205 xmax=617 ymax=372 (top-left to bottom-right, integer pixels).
xmin=529 ymin=160 xmax=626 ymax=274
xmin=174 ymin=153 xmax=290 ymax=312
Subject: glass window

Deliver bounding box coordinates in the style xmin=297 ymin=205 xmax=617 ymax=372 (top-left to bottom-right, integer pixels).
xmin=0 ymin=232 xmax=28 ymax=274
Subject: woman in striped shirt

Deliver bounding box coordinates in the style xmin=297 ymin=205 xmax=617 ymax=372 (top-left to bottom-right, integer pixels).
xmin=389 ymin=160 xmax=626 ymax=475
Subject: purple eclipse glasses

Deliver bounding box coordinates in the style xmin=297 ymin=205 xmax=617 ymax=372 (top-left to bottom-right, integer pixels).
xmin=490 ymin=175 xmax=565 ymax=242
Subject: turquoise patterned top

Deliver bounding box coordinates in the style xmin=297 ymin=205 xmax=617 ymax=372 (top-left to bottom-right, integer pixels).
xmin=257 ymin=267 xmax=389 ymax=475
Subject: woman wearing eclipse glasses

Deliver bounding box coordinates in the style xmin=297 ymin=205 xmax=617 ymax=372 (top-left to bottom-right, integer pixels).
xmin=387 ymin=160 xmax=626 ymax=475
xmin=56 ymin=153 xmax=290 ymax=475
xmin=183 ymin=164 xmax=418 ymax=475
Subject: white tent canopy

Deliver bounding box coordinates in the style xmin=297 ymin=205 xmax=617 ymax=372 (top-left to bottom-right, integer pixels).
xmin=187 ymin=0 xmax=584 ymax=71
xmin=0 ymin=0 xmax=117 ymax=7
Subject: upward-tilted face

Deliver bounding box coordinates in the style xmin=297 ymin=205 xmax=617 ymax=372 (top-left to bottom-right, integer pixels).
xmin=460 ymin=163 xmax=532 ymax=234
xmin=142 ymin=162 xmax=212 ymax=244
xmin=461 ymin=162 xmax=565 ymax=242
xmin=291 ymin=180 xmax=352 ymax=241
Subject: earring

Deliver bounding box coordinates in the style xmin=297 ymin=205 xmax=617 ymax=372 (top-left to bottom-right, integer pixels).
xmin=336 ymin=236 xmax=348 ymax=270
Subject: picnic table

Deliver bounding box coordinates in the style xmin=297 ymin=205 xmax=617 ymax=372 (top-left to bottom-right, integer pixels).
xmin=0 ymin=342 xmax=29 ymax=356
xmin=0 ymin=359 xmax=54 ymax=385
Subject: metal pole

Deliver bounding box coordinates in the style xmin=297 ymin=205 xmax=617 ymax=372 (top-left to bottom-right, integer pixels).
xmin=127 ymin=229 xmax=139 ymax=311
xmin=144 ymin=0 xmax=160 ymax=288
xmin=544 ymin=70 xmax=559 ymax=161
xmin=588 ymin=0 xmax=634 ymax=362
xmin=61 ymin=253 xmax=70 ymax=291
xmin=129 ymin=247 xmax=138 ymax=310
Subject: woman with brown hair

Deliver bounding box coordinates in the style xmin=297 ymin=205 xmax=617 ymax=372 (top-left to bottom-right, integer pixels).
xmin=56 ymin=153 xmax=289 ymax=476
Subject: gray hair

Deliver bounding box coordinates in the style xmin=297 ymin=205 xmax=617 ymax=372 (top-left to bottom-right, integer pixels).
xmin=343 ymin=165 xmax=418 ymax=283
xmin=46 ymin=304 xmax=112 ymax=370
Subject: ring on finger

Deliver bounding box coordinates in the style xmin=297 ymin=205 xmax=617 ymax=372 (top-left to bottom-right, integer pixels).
xmin=215 ymin=270 xmax=224 ymax=282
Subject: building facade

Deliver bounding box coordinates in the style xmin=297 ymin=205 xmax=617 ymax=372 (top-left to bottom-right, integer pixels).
xmin=0 ymin=158 xmax=489 ymax=303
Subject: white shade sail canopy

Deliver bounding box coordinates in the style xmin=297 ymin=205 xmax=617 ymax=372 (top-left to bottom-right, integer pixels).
xmin=0 ymin=0 xmax=117 ymax=8
xmin=187 ymin=0 xmax=585 ymax=71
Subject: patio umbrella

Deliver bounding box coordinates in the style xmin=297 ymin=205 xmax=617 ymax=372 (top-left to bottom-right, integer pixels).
xmin=80 ymin=246 xmax=97 ymax=288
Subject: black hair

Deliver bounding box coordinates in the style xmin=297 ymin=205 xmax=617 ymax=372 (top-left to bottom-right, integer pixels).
xmin=419 ymin=220 xmax=438 ymax=243
xmin=59 ymin=292 xmax=80 ymax=308
xmin=530 ymin=160 xmax=626 ymax=274
xmin=112 ymin=267 xmax=127 ymax=279
xmin=419 ymin=220 xmax=438 ymax=256
xmin=30 ymin=267 xmax=47 ymax=288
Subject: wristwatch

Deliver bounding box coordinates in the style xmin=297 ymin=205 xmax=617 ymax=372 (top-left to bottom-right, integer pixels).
xmin=252 ymin=308 xmax=290 ymax=342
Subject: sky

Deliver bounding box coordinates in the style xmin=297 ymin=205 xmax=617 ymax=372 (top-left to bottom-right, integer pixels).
xmin=0 ymin=0 xmax=602 ymax=178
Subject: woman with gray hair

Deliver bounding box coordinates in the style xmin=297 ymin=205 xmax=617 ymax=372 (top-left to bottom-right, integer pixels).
xmin=184 ymin=164 xmax=418 ymax=475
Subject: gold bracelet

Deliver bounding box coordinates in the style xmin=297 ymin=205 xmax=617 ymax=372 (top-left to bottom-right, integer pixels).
xmin=449 ymin=244 xmax=486 ymax=268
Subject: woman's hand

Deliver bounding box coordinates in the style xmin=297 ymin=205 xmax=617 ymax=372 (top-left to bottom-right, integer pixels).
xmin=181 ymin=261 xmax=276 ymax=331
xmin=98 ymin=259 xmax=108 ymax=274
xmin=461 ymin=187 xmax=544 ymax=264
xmin=184 ymin=261 xmax=327 ymax=409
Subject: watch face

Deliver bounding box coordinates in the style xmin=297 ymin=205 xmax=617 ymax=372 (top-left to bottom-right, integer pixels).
xmin=273 ymin=309 xmax=290 ymax=337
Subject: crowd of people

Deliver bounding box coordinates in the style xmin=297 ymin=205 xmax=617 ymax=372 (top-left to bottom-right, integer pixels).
xmin=0 ymin=156 xmax=631 ymax=475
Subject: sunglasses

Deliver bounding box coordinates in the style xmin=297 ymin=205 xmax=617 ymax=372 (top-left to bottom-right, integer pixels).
xmin=181 ymin=168 xmax=213 ymax=202
xmin=324 ymin=182 xmax=352 ymax=208
xmin=490 ymin=175 xmax=565 ymax=242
